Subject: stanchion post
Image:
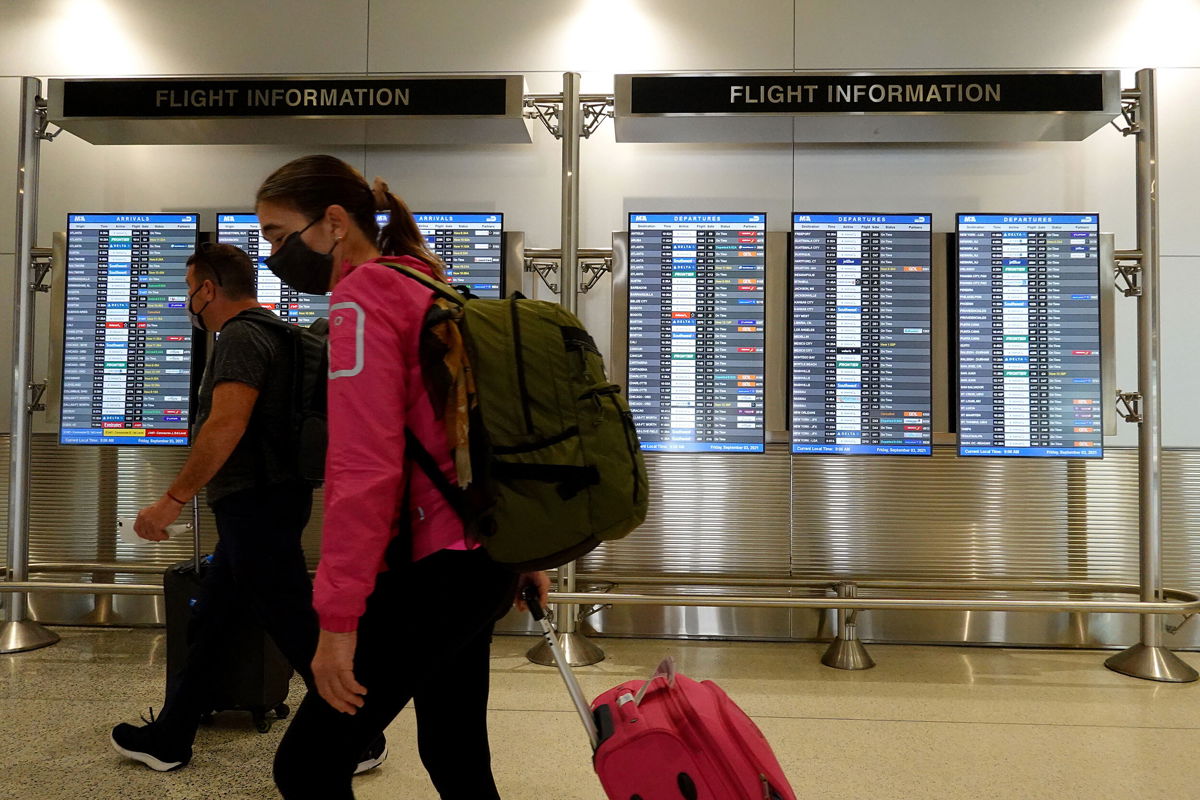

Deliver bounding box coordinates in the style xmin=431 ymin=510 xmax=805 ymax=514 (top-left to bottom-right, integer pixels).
xmin=821 ymin=582 xmax=875 ymax=670
xmin=1105 ymin=68 xmax=1197 ymax=683
xmin=0 ymin=78 xmax=59 ymax=654
xmin=526 ymin=72 xmax=604 ymax=668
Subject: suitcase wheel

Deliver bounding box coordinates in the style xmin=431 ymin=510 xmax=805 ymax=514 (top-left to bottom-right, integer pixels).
xmin=274 ymin=703 xmax=290 ymax=720
xmin=253 ymin=711 xmax=273 ymax=734
xmin=199 ymin=712 xmax=214 ymax=726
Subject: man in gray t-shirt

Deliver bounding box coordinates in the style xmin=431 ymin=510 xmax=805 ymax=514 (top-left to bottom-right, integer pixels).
xmin=194 ymin=304 xmax=296 ymax=503
xmin=109 ymin=243 xmax=386 ymax=776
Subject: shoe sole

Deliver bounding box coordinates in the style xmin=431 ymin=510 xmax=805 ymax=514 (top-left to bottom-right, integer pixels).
xmin=110 ymin=733 xmax=186 ymax=772
xmin=353 ymin=744 xmax=388 ymax=776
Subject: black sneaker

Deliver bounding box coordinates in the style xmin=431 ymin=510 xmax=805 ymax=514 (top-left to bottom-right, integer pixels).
xmin=354 ymin=734 xmax=388 ymax=775
xmin=110 ymin=722 xmax=192 ymax=772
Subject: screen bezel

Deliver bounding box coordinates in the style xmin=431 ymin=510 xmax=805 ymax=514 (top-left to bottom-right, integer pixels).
xmin=625 ymin=211 xmax=769 ymax=454
xmin=953 ymin=212 xmax=1104 ymax=459
xmin=788 ymin=212 xmax=935 ymax=457
xmin=60 ymin=212 xmax=200 ymax=448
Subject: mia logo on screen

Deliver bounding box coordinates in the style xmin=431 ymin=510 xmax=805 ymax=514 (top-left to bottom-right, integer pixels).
xmin=796 ymin=215 xmax=812 ymax=222
xmin=963 ymin=216 xmax=977 ymax=222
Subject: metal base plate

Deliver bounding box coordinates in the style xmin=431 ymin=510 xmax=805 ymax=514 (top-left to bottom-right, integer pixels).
xmin=1104 ymin=643 xmax=1199 ymax=683
xmin=821 ymin=637 xmax=876 ymax=671
xmin=527 ymin=631 xmax=606 ymax=667
xmin=0 ymin=620 xmax=61 ymax=654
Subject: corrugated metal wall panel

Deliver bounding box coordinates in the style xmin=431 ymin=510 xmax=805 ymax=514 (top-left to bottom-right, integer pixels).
xmin=581 ymin=449 xmax=793 ymax=577
xmin=788 ymin=446 xmax=1199 ymax=588
xmin=0 ymin=435 xmax=324 ymax=577
xmin=3 ymin=436 xmax=1199 ymax=646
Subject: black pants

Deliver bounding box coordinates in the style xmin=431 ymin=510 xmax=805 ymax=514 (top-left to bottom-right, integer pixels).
xmin=156 ymin=481 xmax=316 ymax=745
xmin=273 ymin=548 xmax=518 ymax=800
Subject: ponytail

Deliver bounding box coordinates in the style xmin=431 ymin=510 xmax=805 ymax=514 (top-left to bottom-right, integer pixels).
xmin=371 ymin=177 xmax=447 ymax=282
xmin=257 ymin=155 xmax=446 ymax=282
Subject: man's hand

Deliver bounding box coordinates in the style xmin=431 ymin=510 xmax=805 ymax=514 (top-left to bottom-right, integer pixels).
xmin=313 ymin=629 xmax=367 ymax=715
xmin=134 ymin=497 xmax=184 ymax=542
xmin=515 ymin=571 xmax=551 ymax=612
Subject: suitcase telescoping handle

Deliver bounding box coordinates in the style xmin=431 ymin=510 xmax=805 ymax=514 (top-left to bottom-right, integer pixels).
xmin=523 ymin=586 xmax=601 ymax=751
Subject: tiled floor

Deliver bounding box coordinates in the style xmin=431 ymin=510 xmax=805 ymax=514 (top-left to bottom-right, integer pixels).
xmin=2 ymin=627 xmax=1199 ymax=799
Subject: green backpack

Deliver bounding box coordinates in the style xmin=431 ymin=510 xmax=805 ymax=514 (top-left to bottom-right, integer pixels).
xmin=386 ymin=262 xmax=649 ymax=572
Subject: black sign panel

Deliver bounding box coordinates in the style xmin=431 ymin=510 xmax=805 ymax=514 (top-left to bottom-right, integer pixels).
xmin=61 ymin=78 xmax=510 ymax=118
xmin=630 ymin=73 xmax=1106 ymax=115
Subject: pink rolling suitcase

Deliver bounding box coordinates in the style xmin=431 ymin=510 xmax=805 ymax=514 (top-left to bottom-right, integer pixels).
xmin=525 ymin=589 xmax=796 ymax=800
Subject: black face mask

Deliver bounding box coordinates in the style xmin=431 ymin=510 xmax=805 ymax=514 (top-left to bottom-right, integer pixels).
xmin=186 ymin=285 xmax=211 ymax=332
xmin=265 ymin=217 xmax=336 ymax=295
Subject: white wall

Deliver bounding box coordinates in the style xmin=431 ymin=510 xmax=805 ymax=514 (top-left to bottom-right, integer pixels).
xmin=0 ymin=0 xmax=1197 ymax=443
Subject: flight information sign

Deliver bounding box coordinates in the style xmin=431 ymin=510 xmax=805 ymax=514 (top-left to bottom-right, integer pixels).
xmin=627 ymin=213 xmax=767 ymax=453
xmin=377 ymin=211 xmax=506 ymax=298
xmin=61 ymin=213 xmax=198 ymax=446
xmin=956 ymin=213 xmax=1103 ymax=458
xmin=791 ymin=214 xmax=933 ymax=455
xmin=216 ymin=213 xmax=329 ymax=324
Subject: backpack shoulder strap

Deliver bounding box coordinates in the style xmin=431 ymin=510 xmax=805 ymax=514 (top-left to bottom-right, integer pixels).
xmin=404 ymin=428 xmax=474 ymax=523
xmin=378 ymin=260 xmax=465 ymax=307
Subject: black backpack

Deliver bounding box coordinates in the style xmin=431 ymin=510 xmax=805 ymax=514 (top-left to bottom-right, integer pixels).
xmin=239 ymin=313 xmax=329 ymax=486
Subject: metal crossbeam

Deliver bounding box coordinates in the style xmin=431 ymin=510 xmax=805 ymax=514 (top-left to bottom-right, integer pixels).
xmin=523 ymin=94 xmax=614 ymax=140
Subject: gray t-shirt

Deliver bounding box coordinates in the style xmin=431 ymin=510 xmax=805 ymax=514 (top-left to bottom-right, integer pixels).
xmin=195 ymin=308 xmax=296 ymax=504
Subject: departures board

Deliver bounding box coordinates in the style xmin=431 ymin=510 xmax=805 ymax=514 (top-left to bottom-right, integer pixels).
xmin=627 ymin=213 xmax=767 ymax=453
xmin=377 ymin=211 xmax=505 ymax=298
xmin=60 ymin=213 xmax=198 ymax=446
xmin=791 ymin=214 xmax=933 ymax=455
xmin=956 ymin=214 xmax=1103 ymax=458
xmin=216 ymin=213 xmax=329 ymax=324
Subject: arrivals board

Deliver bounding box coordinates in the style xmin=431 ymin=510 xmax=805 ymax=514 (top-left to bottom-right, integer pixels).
xmin=956 ymin=214 xmax=1103 ymax=457
xmin=791 ymin=214 xmax=933 ymax=455
xmin=61 ymin=213 xmax=198 ymax=446
xmin=377 ymin=211 xmax=506 ymax=298
xmin=216 ymin=213 xmax=329 ymax=324
xmin=627 ymin=213 xmax=767 ymax=453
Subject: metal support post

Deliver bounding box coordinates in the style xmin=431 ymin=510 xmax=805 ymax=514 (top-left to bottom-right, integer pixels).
xmin=0 ymin=78 xmax=59 ymax=654
xmin=821 ymin=583 xmax=875 ymax=670
xmin=1105 ymin=69 xmax=1197 ymax=683
xmin=527 ymin=72 xmax=604 ymax=668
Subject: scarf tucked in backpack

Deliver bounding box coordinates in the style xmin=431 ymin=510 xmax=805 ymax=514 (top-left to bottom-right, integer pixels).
xmin=420 ymin=297 xmax=476 ymax=487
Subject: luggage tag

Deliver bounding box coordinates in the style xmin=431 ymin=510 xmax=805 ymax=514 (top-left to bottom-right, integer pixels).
xmin=116 ymin=516 xmax=193 ymax=545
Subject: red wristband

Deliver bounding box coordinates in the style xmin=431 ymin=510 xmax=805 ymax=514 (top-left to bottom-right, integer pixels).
xmin=166 ymin=492 xmax=189 ymax=506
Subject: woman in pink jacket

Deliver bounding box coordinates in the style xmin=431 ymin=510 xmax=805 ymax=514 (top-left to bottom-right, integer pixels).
xmin=257 ymin=155 xmax=547 ymax=799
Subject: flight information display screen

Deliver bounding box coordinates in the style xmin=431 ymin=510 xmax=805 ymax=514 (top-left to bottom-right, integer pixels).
xmin=61 ymin=213 xmax=198 ymax=446
xmin=956 ymin=213 xmax=1103 ymax=458
xmin=627 ymin=213 xmax=767 ymax=453
xmin=216 ymin=213 xmax=329 ymax=324
xmin=791 ymin=214 xmax=933 ymax=455
xmin=377 ymin=211 xmax=505 ymax=298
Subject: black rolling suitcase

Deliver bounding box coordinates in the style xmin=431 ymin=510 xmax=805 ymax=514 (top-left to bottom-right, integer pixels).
xmin=163 ymin=554 xmax=294 ymax=733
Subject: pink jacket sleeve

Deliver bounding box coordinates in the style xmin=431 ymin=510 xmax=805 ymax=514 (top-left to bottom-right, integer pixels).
xmin=312 ymin=266 xmax=415 ymax=633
